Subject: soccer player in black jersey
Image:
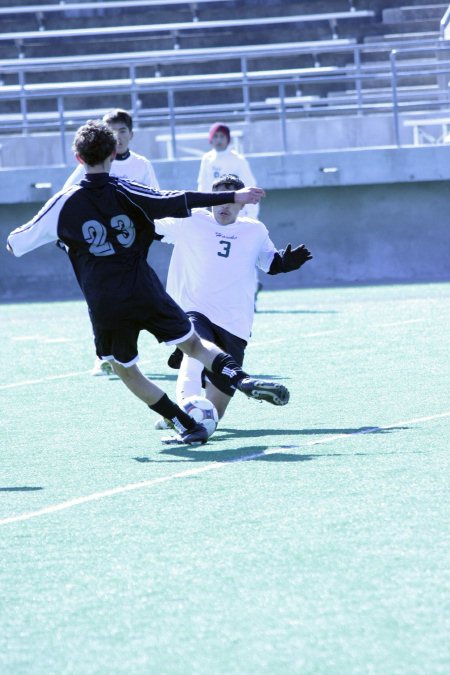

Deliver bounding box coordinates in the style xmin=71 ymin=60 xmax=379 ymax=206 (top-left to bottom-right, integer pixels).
xmin=7 ymin=120 xmax=289 ymax=446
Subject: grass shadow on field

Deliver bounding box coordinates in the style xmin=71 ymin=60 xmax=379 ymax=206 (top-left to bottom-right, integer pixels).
xmin=0 ymin=486 xmax=43 ymax=492
xmin=215 ymin=425 xmax=410 ymax=440
xmin=134 ymin=425 xmax=410 ymax=464
xmin=107 ymin=372 xmax=178 ymax=382
xmin=136 ymin=445 xmax=316 ymax=463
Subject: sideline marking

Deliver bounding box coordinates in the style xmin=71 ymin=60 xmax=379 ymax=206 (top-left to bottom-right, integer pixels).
xmin=2 ymin=317 xmax=428 ymax=391
xmin=377 ymin=319 xmax=425 ymax=327
xmin=1 ymin=410 xmax=449 ymax=527
xmin=0 ymin=372 xmax=91 ymax=389
xmin=0 ymin=358 xmax=157 ymax=391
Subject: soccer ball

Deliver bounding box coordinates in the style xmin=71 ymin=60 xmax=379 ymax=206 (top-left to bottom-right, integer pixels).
xmin=182 ymin=395 xmax=219 ymax=438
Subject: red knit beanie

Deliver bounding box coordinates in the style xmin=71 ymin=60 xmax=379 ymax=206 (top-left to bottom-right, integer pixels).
xmin=208 ymin=123 xmax=231 ymax=145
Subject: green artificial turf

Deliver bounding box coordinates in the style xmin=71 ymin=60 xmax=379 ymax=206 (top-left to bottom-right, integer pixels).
xmin=1 ymin=283 xmax=449 ymax=674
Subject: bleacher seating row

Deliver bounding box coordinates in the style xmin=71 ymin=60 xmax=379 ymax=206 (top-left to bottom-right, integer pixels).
xmin=0 ymin=0 xmax=449 ymax=157
xmin=0 ymin=0 xmax=228 ymax=15
xmin=0 ymin=10 xmax=375 ymax=58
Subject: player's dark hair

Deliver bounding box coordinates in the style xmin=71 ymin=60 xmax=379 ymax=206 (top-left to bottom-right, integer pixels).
xmin=73 ymin=120 xmax=117 ymax=166
xmin=212 ymin=173 xmax=245 ymax=191
xmin=102 ymin=108 xmax=133 ymax=131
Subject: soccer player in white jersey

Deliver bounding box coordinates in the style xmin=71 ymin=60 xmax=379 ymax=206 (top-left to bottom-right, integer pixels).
xmin=198 ymin=122 xmax=263 ymax=307
xmin=7 ymin=122 xmax=290 ymax=447
xmin=155 ymin=174 xmax=312 ymax=427
xmin=64 ymin=108 xmax=159 ymax=190
xmin=63 ymin=109 xmax=159 ymax=376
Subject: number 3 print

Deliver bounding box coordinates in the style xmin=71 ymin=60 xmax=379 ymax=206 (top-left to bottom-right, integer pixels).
xmin=217 ymin=240 xmax=231 ymax=258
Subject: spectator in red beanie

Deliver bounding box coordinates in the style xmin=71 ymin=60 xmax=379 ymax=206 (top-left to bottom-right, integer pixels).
xmin=198 ymin=122 xmax=258 ymax=220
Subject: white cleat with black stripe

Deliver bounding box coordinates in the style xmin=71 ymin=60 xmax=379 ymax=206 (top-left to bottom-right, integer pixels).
xmin=237 ymin=378 xmax=290 ymax=406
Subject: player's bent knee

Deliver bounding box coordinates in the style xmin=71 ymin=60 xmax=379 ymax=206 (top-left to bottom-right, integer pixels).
xmin=112 ymin=361 xmax=137 ymax=379
xmin=178 ymin=332 xmax=201 ymax=357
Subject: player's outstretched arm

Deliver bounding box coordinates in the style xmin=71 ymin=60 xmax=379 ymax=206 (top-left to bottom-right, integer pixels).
xmin=234 ymin=187 xmax=266 ymax=205
xmin=268 ymin=243 xmax=313 ymax=274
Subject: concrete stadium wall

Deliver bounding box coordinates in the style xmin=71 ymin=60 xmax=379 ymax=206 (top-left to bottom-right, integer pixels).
xmin=0 ymin=114 xmax=414 ymax=168
xmin=1 ymin=146 xmax=450 ymax=301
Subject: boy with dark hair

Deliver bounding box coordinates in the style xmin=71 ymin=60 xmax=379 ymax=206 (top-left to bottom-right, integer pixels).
xmin=64 ymin=109 xmax=159 ymax=191
xmin=63 ymin=108 xmax=160 ymax=376
xmin=7 ymin=122 xmax=290 ymax=447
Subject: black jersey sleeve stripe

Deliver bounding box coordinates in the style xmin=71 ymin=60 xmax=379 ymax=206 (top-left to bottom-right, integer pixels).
xmin=116 ymin=181 xmax=190 ymax=219
xmin=115 ymin=177 xmax=183 ymax=199
xmin=116 ymin=186 xmax=155 ymax=225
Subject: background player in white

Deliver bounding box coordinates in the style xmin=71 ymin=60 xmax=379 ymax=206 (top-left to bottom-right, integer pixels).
xmin=155 ymin=174 xmax=312 ymax=427
xmin=63 ymin=108 xmax=160 ymax=376
xmin=197 ymin=122 xmax=263 ymax=310
xmin=64 ymin=108 xmax=159 ymax=190
xmin=7 ymin=123 xmax=290 ymax=447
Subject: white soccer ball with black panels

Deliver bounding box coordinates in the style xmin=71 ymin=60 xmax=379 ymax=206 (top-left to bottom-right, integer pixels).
xmin=182 ymin=395 xmax=219 ymax=438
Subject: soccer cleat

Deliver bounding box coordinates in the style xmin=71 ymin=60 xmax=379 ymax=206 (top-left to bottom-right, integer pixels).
xmin=161 ymin=422 xmax=209 ymax=446
xmin=91 ymin=357 xmax=113 ymax=376
xmin=154 ymin=417 xmax=175 ymax=431
xmin=236 ymin=377 xmax=290 ymax=406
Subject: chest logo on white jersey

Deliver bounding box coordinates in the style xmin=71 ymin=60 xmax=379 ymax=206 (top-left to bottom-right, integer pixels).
xmin=215 ymin=232 xmax=237 ymax=240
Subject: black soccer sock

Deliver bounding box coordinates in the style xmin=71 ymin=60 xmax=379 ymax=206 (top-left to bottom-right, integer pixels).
xmin=210 ymin=353 xmax=248 ymax=389
xmin=149 ymin=393 xmax=196 ymax=433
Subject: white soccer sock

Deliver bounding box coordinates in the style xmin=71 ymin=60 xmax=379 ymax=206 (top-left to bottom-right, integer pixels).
xmin=176 ymin=355 xmax=204 ymax=406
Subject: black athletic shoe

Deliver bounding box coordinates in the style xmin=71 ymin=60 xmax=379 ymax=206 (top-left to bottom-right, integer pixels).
xmin=161 ymin=422 xmax=209 ymax=446
xmin=167 ymin=347 xmax=183 ymax=369
xmin=237 ymin=377 xmax=290 ymax=406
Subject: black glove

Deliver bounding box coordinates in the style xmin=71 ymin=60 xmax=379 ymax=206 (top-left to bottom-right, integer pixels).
xmin=268 ymin=243 xmax=313 ymax=275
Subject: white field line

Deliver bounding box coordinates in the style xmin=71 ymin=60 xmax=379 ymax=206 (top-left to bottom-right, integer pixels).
xmin=0 ymin=372 xmax=91 ymax=389
xmin=0 ymin=318 xmax=427 ymax=390
xmin=0 ymin=333 xmax=334 ymax=389
xmin=1 ymin=410 xmax=449 ymax=527
xmin=376 ymin=319 xmax=425 ymax=327
xmin=249 ymin=330 xmax=338 ymax=347
xmin=0 ymin=358 xmax=156 ymax=390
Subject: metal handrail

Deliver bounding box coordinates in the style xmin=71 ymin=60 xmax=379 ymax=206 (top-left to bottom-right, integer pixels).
xmin=440 ymin=5 xmax=450 ymax=37
xmin=390 ymin=39 xmax=450 ymax=146
xmin=2 ymin=37 xmax=450 ymax=160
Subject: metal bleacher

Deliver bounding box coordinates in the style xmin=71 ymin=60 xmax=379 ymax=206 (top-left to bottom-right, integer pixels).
xmin=0 ymin=9 xmax=374 ymax=55
xmin=1 ymin=0 xmax=450 ymax=162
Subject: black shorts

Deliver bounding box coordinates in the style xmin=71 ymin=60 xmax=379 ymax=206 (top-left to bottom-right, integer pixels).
xmin=93 ymin=289 xmax=193 ymax=367
xmin=187 ymin=311 xmax=247 ymax=397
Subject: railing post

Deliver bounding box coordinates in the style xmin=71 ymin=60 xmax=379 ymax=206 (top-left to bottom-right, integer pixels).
xmin=241 ymin=56 xmax=250 ymax=122
xmin=18 ymin=69 xmax=28 ymax=136
xmin=57 ymin=96 xmax=67 ymax=165
xmin=278 ymin=82 xmax=288 ymax=153
xmin=354 ymin=45 xmax=363 ymax=114
xmin=167 ymin=88 xmax=177 ymax=159
xmin=129 ymin=64 xmax=139 ymax=121
xmin=390 ymin=49 xmax=401 ymax=147
xmin=440 ymin=5 xmax=450 ymax=38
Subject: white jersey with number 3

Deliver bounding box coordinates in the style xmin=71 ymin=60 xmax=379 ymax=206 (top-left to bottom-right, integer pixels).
xmin=156 ymin=209 xmax=276 ymax=340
